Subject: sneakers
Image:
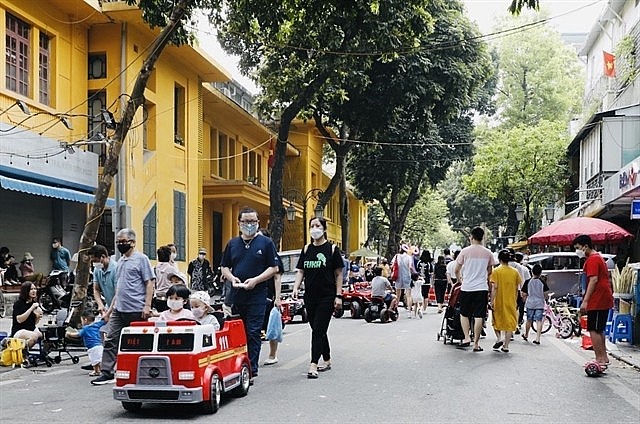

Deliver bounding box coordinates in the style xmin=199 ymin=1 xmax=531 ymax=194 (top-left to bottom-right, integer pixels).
xmin=81 ymin=364 xmax=94 ymax=371
xmin=264 ymin=357 xmax=278 ymax=365
xmin=91 ymin=373 xmax=115 ymax=385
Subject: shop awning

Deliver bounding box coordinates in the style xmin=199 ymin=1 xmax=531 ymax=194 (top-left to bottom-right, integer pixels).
xmin=0 ymin=175 xmax=119 ymax=208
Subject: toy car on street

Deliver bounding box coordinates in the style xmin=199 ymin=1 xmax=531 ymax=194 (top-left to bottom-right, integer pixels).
xmin=335 ymin=282 xmax=371 ymax=319
xmin=280 ymin=294 xmax=307 ymax=324
xmin=113 ymin=317 xmax=250 ymax=414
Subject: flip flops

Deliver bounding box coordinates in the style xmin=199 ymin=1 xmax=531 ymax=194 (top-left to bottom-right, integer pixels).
xmin=473 ymin=347 xmax=484 ymax=352
xmin=457 ymin=341 xmax=471 ymax=349
xmin=492 ymin=341 xmax=504 ymax=350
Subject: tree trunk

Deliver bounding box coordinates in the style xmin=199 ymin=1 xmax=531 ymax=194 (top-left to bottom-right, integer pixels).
xmin=72 ymin=1 xmax=190 ymax=324
xmin=339 ymin=173 xmax=349 ymax=251
xmin=268 ymin=71 xmax=332 ymax=248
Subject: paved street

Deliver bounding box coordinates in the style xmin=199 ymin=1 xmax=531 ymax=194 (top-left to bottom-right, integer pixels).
xmin=1 ymin=309 xmax=638 ymax=423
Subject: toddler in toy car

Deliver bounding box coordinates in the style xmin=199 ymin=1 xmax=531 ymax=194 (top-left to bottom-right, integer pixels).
xmin=189 ymin=291 xmax=220 ymax=330
xmin=158 ymin=284 xmax=195 ymax=322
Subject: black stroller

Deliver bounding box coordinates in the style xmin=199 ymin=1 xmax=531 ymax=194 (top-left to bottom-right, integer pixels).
xmin=27 ymin=301 xmax=81 ymax=367
xmin=437 ymin=282 xmax=464 ymax=344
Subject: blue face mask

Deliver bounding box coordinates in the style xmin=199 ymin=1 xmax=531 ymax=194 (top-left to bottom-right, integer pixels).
xmin=240 ymin=223 xmax=258 ymax=237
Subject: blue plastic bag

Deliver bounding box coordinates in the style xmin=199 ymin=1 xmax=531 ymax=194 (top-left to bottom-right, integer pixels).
xmin=266 ymin=306 xmax=283 ymax=342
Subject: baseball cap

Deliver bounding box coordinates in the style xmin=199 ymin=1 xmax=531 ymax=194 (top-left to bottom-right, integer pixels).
xmin=198 ymin=248 xmax=207 ymax=255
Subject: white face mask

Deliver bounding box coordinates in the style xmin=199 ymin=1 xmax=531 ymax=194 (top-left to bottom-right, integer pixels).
xmin=310 ymin=228 xmax=324 ymax=240
xmin=192 ymin=307 xmax=206 ymax=318
xmin=170 ymin=252 xmax=177 ymax=261
xmin=575 ymin=248 xmax=586 ymax=259
xmin=167 ymin=299 xmax=184 ymax=311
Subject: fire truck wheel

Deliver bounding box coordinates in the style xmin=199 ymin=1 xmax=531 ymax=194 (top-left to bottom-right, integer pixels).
xmin=122 ymin=401 xmax=142 ymax=412
xmin=202 ymin=373 xmax=221 ymax=414
xmin=232 ymin=363 xmax=251 ymax=397
xmin=300 ymin=307 xmax=308 ymax=323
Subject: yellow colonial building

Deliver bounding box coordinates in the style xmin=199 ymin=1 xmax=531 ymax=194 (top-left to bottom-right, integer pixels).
xmin=0 ymin=0 xmax=367 ymax=273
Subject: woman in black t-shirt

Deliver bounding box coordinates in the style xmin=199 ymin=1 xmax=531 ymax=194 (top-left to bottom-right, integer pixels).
xmin=293 ymin=217 xmax=344 ymax=379
xmin=11 ymin=281 xmax=43 ymax=348
xmin=433 ymin=256 xmax=448 ymax=313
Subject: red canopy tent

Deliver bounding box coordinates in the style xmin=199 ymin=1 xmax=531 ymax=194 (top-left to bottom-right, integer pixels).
xmin=528 ymin=217 xmax=633 ymax=246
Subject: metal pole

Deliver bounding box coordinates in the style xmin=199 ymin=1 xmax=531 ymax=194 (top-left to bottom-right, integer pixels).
xmin=302 ymin=200 xmax=308 ymax=243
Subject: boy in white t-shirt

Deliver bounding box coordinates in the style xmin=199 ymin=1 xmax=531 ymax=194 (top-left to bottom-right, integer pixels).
xmin=410 ymin=273 xmax=424 ymax=319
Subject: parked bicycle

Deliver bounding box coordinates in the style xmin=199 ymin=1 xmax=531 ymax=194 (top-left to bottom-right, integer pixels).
xmin=531 ymin=296 xmax=575 ymax=339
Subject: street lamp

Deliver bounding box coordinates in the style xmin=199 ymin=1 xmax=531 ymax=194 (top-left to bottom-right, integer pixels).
xmin=285 ymin=188 xmax=324 ymax=241
xmin=544 ymin=204 xmax=555 ymax=222
xmin=515 ymin=205 xmax=525 ymax=222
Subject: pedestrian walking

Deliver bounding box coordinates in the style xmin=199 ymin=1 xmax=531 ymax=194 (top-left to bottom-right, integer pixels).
xmin=573 ymin=234 xmax=613 ymax=368
xmin=521 ymin=264 xmax=549 ymax=344
xmin=220 ymin=207 xmax=278 ymax=384
xmin=418 ymin=250 xmax=433 ymax=314
xmin=187 ymin=248 xmax=213 ymax=291
xmin=292 ymin=216 xmax=344 ymax=379
xmin=258 ymin=228 xmax=284 ymax=366
xmin=455 ymin=227 xmax=495 ymax=351
xmin=392 ymin=243 xmax=416 ymax=316
xmin=87 ymin=245 xmax=118 ymax=316
xmin=91 ymin=228 xmax=155 ymax=385
xmin=67 ymin=311 xmax=105 ymax=376
xmin=50 ymin=237 xmax=71 ymax=272
xmin=433 ymin=255 xmax=448 ymax=313
xmin=489 ymin=250 xmax=522 ymax=353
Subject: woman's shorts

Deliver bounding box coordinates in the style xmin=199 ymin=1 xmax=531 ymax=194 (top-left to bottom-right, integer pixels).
xmin=587 ymin=309 xmax=608 ymax=332
xmin=421 ymin=284 xmax=430 ymax=298
xmin=459 ymin=290 xmax=488 ymax=318
xmin=526 ymin=308 xmax=544 ymax=322
xmin=87 ymin=345 xmax=104 ymax=365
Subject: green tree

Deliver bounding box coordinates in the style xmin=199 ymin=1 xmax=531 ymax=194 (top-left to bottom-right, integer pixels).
xmin=438 ymin=160 xmax=507 ymax=233
xmin=464 ymin=120 xmax=569 ymax=238
xmin=346 ymin=0 xmax=492 ymax=257
xmin=403 ymin=189 xmax=459 ymax=252
xmin=216 ymin=0 xmax=441 ymax=248
xmin=493 ymin=12 xmax=584 ymax=128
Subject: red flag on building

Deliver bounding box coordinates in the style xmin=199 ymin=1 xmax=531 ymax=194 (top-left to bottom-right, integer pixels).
xmin=603 ymin=51 xmax=615 ymax=77
xmin=267 ymin=139 xmax=275 ymax=168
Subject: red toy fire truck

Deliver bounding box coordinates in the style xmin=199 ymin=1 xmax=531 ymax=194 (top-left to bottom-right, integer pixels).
xmin=113 ymin=317 xmax=250 ymax=414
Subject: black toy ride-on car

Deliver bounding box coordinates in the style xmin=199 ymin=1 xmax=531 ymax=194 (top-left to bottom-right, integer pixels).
xmin=364 ymin=296 xmax=398 ymax=323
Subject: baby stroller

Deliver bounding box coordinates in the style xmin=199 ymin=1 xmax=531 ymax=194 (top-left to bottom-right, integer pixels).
xmin=26 ymin=301 xmax=81 ymax=367
xmin=437 ymin=282 xmax=464 ymax=344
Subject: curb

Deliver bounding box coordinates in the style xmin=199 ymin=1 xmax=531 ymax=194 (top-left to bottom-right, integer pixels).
xmin=609 ymin=350 xmax=640 ymax=371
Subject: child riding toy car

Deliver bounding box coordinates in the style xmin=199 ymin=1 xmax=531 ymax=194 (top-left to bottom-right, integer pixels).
xmin=113 ymin=316 xmax=250 ymax=414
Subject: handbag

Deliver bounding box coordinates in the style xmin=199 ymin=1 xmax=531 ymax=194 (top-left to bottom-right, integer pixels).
xmin=390 ymin=256 xmax=399 ymax=282
xmin=265 ymin=306 xmax=283 ymax=342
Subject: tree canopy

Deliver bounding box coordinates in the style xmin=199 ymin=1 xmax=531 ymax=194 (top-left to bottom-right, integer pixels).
xmin=464 ymin=120 xmax=570 ymax=237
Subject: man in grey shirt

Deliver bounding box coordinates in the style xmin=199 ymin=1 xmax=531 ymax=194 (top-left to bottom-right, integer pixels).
xmin=91 ymin=228 xmax=155 ymax=385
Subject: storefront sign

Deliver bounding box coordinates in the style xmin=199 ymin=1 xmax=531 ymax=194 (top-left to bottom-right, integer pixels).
xmin=0 ymin=124 xmax=98 ymax=191
xmin=631 ymin=200 xmax=640 ymax=220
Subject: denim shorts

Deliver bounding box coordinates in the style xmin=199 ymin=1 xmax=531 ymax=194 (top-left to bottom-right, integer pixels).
xmin=526 ymin=308 xmax=544 ymax=322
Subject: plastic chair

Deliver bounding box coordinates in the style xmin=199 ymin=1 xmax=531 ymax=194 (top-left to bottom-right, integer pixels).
xmin=605 ymin=308 xmax=614 ymax=336
xmin=608 ymin=313 xmax=633 ymax=344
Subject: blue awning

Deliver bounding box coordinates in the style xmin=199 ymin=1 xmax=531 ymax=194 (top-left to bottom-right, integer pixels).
xmin=0 ymin=175 xmax=118 ymax=208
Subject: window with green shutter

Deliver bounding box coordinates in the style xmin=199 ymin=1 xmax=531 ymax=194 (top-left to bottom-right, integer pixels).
xmin=143 ymin=204 xmax=157 ymax=259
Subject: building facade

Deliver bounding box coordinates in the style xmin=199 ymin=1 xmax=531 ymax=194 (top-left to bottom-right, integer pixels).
xmin=1 ymin=0 xmax=367 ymax=273
xmin=561 ymin=0 xmax=640 ymax=258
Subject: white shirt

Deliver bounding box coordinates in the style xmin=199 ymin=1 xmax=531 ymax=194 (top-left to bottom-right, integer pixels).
xmin=456 ymin=244 xmax=496 ymax=292
xmin=446 ymin=260 xmax=457 ymax=280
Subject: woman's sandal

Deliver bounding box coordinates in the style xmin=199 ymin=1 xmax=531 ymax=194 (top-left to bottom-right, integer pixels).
xmin=500 ymin=347 xmax=509 ymax=353
xmin=318 ymin=364 xmax=332 ymax=372
xmin=473 ymin=347 xmax=483 ymax=352
xmin=307 ymin=370 xmax=319 ymax=379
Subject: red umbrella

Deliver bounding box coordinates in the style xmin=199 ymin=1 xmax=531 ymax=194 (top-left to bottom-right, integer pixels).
xmin=528 ymin=217 xmax=633 ymax=246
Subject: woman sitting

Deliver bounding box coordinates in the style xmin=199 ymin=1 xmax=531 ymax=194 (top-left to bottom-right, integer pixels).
xmin=11 ymin=282 xmax=43 ymax=348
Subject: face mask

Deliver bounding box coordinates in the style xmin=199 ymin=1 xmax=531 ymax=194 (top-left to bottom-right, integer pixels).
xmin=117 ymin=242 xmax=132 ymax=255
xmin=198 ymin=254 xmax=205 ymax=260
xmin=170 ymin=253 xmax=177 ymax=261
xmin=192 ymin=307 xmax=206 ymax=318
xmin=575 ymin=248 xmax=586 ymax=259
xmin=167 ymin=299 xmax=184 ymax=311
xmin=310 ymin=228 xmax=324 ymax=240
xmin=240 ymin=223 xmax=258 ymax=237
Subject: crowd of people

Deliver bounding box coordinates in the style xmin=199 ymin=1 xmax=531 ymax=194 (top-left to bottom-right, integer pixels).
xmin=3 ymin=218 xmax=613 ymax=382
